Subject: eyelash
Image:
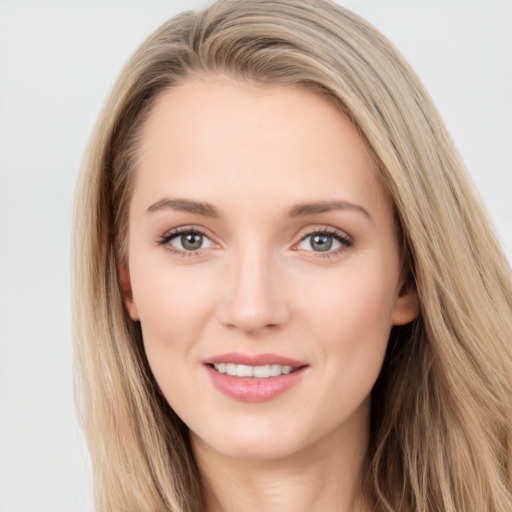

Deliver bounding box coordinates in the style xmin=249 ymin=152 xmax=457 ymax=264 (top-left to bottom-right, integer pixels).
xmin=297 ymin=227 xmax=353 ymax=259
xmin=156 ymin=226 xmax=354 ymax=258
xmin=157 ymin=226 xmax=212 ymax=257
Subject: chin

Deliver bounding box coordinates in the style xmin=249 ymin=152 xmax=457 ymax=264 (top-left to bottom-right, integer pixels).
xmin=190 ymin=416 xmax=318 ymax=463
xmin=199 ymin=437 xmax=303 ymax=462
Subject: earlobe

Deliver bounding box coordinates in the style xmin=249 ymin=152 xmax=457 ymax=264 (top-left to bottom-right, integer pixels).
xmin=391 ymin=275 xmax=420 ymax=326
xmin=119 ymin=260 xmax=140 ymax=321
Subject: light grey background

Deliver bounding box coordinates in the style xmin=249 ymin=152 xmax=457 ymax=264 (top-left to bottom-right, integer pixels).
xmin=0 ymin=1 xmax=510 ymax=510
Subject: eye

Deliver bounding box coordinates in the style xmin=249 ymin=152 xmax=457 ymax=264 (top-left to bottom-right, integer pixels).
xmin=297 ymin=229 xmax=352 ymax=253
xmin=158 ymin=228 xmax=214 ymax=254
xmin=173 ymin=232 xmax=212 ymax=251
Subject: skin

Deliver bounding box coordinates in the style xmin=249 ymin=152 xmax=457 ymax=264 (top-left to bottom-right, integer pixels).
xmin=122 ymin=76 xmax=419 ymax=512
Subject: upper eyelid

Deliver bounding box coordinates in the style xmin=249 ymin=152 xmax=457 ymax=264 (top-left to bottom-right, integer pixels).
xmin=297 ymin=225 xmax=352 ymax=241
xmin=161 ymin=225 xmax=212 ymax=239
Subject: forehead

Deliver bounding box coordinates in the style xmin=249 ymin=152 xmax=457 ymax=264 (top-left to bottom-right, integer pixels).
xmin=132 ymin=77 xmax=390 ymax=220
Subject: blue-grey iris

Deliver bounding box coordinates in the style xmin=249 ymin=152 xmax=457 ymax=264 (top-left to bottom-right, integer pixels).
xmin=311 ymin=234 xmax=333 ymax=252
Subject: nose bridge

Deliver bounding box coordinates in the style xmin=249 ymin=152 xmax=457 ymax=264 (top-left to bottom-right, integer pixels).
xmin=217 ymin=238 xmax=289 ymax=333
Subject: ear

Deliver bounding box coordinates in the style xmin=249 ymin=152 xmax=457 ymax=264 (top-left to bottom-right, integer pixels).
xmin=391 ymin=271 xmax=420 ymax=326
xmin=119 ymin=259 xmax=140 ymax=321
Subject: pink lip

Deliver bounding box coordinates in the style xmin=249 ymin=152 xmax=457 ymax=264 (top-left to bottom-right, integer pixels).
xmin=203 ymin=352 xmax=309 ymax=403
xmin=204 ymin=352 xmax=306 ymax=367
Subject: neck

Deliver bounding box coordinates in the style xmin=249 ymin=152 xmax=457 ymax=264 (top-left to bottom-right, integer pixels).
xmin=192 ymin=413 xmax=371 ymax=512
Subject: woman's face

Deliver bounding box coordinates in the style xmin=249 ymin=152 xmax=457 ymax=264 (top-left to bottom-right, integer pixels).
xmin=123 ymin=77 xmax=418 ymax=461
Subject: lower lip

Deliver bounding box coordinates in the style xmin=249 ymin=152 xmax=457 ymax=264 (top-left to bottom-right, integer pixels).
xmin=205 ymin=365 xmax=308 ymax=403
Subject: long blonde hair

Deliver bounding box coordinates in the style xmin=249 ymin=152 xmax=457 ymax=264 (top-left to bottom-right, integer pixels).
xmin=73 ymin=1 xmax=512 ymax=510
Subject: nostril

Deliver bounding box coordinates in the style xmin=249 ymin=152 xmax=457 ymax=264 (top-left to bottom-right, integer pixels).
xmin=214 ymin=260 xmax=291 ymax=332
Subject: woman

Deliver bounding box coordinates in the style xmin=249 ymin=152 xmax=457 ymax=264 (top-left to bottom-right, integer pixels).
xmin=73 ymin=0 xmax=512 ymax=510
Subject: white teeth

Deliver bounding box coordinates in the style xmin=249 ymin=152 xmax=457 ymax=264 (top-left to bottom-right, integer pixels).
xmin=253 ymin=365 xmax=271 ymax=378
xmin=226 ymin=363 xmax=237 ymax=376
xmin=236 ymin=364 xmax=253 ymax=377
xmin=212 ymin=363 xmax=296 ymax=378
xmin=281 ymin=365 xmax=292 ymax=375
xmin=269 ymin=364 xmax=281 ymax=377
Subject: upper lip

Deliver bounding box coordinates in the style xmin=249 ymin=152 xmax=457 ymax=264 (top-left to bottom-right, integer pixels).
xmin=203 ymin=352 xmax=308 ymax=368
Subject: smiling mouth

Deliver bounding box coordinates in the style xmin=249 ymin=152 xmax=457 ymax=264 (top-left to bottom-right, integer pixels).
xmin=205 ymin=356 xmax=308 ymax=402
xmin=208 ymin=363 xmax=299 ymax=378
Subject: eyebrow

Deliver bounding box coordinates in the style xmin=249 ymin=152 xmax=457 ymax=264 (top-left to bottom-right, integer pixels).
xmin=288 ymin=200 xmax=372 ymax=221
xmin=146 ymin=197 xmax=372 ymax=221
xmin=146 ymin=198 xmax=219 ymax=217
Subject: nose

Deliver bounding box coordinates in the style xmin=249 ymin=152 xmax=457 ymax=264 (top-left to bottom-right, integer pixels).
xmin=215 ymin=245 xmax=290 ymax=334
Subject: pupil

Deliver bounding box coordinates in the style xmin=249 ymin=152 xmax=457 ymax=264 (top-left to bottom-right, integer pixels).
xmin=181 ymin=233 xmax=203 ymax=250
xmin=311 ymin=234 xmax=332 ymax=252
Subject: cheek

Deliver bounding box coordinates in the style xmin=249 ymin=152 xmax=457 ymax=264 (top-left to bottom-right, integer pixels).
xmin=305 ymin=264 xmax=397 ymax=335
xmin=129 ymin=255 xmax=219 ymax=360
xmin=301 ymin=263 xmax=398 ymax=382
xmin=297 ymin=270 xmax=395 ymax=426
